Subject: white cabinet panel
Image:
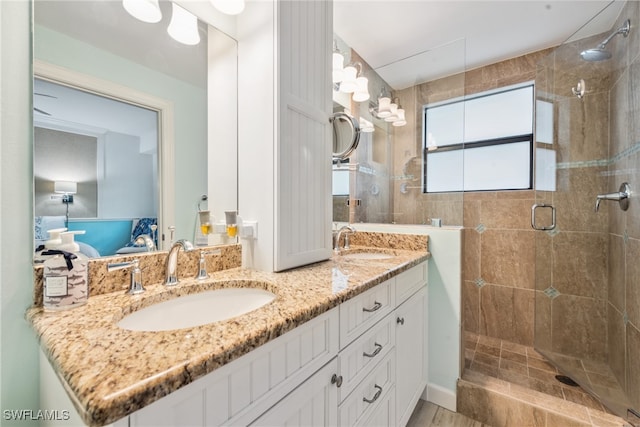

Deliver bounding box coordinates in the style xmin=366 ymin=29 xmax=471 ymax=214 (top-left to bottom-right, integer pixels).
xmin=338 ymin=350 xmax=395 ymax=427
xmin=339 ymin=279 xmax=394 ymax=348
xmin=129 ymin=308 xmax=339 ymax=427
xmin=338 ymin=313 xmax=395 ymax=401
xmin=395 ymin=262 xmax=427 ymax=305
xmin=396 ymin=287 xmax=427 ymax=427
xmin=250 ymin=359 xmax=338 ymax=427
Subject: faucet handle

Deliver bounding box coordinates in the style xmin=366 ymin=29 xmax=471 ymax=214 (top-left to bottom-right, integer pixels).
xmin=107 ymin=259 xmax=145 ymax=295
xmin=195 ymin=249 xmax=221 ymax=280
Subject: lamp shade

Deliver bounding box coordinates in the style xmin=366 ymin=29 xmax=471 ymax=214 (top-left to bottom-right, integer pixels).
xmin=384 ymin=102 xmax=398 ymax=122
xmin=211 ymin=0 xmax=245 ymax=15
xmin=392 ymin=109 xmax=406 ymax=126
xmin=168 ymin=3 xmax=201 ymax=45
xmin=377 ymin=95 xmax=391 ymax=118
xmin=122 ymin=0 xmax=162 ymax=23
xmin=54 ymin=181 xmax=77 ymax=194
xmin=340 ymin=65 xmax=358 ymax=93
xmin=352 ymin=77 xmax=370 ymax=102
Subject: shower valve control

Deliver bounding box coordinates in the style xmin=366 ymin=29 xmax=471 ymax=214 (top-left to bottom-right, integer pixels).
xmin=595 ymin=182 xmax=631 ymax=212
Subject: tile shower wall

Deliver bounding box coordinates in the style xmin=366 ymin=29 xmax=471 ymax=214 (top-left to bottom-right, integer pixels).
xmin=392 ymin=49 xmax=552 ymax=347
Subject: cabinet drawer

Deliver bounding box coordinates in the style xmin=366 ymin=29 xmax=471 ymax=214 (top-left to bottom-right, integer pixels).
xmin=360 ymin=384 xmax=395 ymax=427
xmin=395 ymin=262 xmax=427 ymax=305
xmin=338 ymin=313 xmax=395 ymax=401
xmin=340 ymin=279 xmax=394 ymax=349
xmin=338 ymin=350 xmax=395 ymax=427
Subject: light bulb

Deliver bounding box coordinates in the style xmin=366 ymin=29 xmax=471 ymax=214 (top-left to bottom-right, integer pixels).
xmin=122 ymin=0 xmax=162 ymax=23
xmin=167 ymin=3 xmax=200 ymax=45
xmin=211 ymin=0 xmax=245 ymax=15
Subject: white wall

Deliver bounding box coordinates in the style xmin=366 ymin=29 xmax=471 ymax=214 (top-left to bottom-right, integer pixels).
xmin=236 ymin=0 xmax=276 ymax=270
xmin=0 ymin=0 xmax=41 ymax=423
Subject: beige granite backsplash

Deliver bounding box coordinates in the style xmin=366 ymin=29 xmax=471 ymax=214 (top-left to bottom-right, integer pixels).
xmin=32 ymin=244 xmax=242 ymax=306
xmin=348 ymin=231 xmax=428 ymax=251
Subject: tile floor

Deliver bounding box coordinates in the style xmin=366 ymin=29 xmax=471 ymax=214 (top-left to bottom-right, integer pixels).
xmin=462 ymin=332 xmax=633 ymax=426
xmin=464 ymin=332 xmax=609 ymax=413
xmin=407 ymin=399 xmax=491 ymax=427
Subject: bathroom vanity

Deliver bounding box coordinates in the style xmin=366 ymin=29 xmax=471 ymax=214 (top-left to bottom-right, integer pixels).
xmin=28 ymin=235 xmax=429 ymax=426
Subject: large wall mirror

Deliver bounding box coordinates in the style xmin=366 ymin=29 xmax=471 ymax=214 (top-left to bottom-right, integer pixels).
xmin=33 ymin=0 xmax=238 ymax=258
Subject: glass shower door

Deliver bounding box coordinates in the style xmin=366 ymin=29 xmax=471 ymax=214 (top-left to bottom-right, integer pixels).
xmin=533 ymin=3 xmax=639 ymax=421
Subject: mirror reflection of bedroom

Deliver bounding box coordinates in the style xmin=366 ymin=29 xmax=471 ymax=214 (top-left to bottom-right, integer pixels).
xmin=33 ymin=78 xmax=158 ymax=258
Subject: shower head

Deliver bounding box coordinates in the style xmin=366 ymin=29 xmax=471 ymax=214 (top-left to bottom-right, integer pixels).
xmin=580 ymin=19 xmax=631 ymax=62
xmin=580 ymin=47 xmax=612 ymax=62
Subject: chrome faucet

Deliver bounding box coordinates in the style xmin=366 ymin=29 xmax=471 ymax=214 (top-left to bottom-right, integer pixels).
xmin=334 ymin=225 xmax=356 ymax=253
xmin=134 ymin=234 xmax=156 ymax=252
xmin=165 ymin=239 xmax=194 ymax=285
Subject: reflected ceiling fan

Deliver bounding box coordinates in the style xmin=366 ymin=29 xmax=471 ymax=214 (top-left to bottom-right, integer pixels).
xmin=34 ymin=92 xmax=57 ymax=116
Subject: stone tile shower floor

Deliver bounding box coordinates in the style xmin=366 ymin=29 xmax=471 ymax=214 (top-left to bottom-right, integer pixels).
xmin=463 ymin=332 xmax=630 ymax=426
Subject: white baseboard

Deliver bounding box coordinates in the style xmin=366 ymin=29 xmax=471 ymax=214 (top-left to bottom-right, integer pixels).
xmin=426 ymin=383 xmax=457 ymax=412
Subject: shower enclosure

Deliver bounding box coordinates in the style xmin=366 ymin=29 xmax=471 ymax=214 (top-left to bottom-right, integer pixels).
xmin=533 ymin=1 xmax=640 ymax=421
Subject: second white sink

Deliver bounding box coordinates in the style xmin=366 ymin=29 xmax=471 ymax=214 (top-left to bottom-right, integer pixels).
xmin=118 ymin=287 xmax=276 ymax=332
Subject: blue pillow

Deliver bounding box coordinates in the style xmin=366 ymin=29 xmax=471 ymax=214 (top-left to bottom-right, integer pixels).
xmin=124 ymin=218 xmax=157 ymax=247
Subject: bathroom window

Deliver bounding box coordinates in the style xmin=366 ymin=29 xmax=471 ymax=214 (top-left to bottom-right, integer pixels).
xmin=423 ymin=84 xmax=534 ymax=192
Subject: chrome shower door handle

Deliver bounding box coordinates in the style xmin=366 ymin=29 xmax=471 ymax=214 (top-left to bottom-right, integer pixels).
xmin=531 ymin=204 xmax=556 ymax=231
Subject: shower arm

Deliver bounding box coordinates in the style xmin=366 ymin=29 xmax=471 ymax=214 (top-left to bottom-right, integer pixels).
xmin=597 ymin=19 xmax=631 ymax=49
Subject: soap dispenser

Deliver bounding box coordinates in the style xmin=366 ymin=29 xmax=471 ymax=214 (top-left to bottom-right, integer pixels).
xmin=42 ymin=231 xmax=89 ymax=310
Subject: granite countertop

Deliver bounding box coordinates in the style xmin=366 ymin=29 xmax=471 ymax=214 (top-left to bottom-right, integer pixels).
xmin=27 ymin=245 xmax=429 ymax=426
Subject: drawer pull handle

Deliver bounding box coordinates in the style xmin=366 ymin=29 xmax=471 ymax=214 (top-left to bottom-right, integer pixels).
xmin=363 ymin=301 xmax=382 ymax=313
xmin=331 ymin=374 xmax=343 ymax=387
xmin=363 ymin=343 xmax=383 ymax=358
xmin=397 ymin=317 xmax=405 ymax=325
xmin=363 ymin=384 xmax=382 ymax=404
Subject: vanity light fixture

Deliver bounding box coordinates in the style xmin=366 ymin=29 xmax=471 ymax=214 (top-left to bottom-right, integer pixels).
xmin=167 ymin=3 xmax=201 ymax=46
xmin=337 ymin=61 xmax=370 ymax=102
xmin=122 ymin=0 xmax=162 ymax=23
xmin=369 ymin=91 xmax=406 ymax=127
xmin=210 ymin=0 xmax=245 ymax=15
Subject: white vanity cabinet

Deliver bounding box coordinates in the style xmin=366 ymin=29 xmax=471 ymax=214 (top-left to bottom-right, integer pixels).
xmin=126 ymin=308 xmax=340 ymax=427
xmin=110 ymin=261 xmax=428 ymax=427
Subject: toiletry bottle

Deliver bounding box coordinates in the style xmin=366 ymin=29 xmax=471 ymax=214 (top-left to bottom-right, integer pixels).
xmin=42 ymin=231 xmax=89 ymax=310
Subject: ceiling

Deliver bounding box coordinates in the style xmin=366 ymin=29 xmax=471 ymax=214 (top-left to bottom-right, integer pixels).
xmin=33 ymin=0 xmax=626 ymax=129
xmin=334 ymin=0 xmax=625 ymax=89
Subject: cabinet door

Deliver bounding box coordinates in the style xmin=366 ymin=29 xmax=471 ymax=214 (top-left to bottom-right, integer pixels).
xmin=250 ymin=359 xmax=338 ymax=426
xmin=395 ymin=287 xmax=427 ymax=427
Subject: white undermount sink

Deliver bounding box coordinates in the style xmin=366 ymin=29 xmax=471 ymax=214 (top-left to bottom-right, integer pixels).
xmin=341 ymin=252 xmax=394 ymax=260
xmin=118 ymin=287 xmax=276 ymax=332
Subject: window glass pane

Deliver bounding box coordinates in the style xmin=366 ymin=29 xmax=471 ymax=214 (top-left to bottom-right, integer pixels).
xmin=463 ymin=141 xmax=531 ymax=191
xmin=535 ymin=100 xmax=554 ymax=144
xmin=426 ymin=150 xmax=464 ymax=192
xmin=464 ymin=86 xmax=533 ymax=142
xmin=332 ymin=169 xmax=349 ymax=195
xmin=425 ymin=101 xmax=464 ymax=147
xmin=535 ymin=147 xmax=556 ymax=191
